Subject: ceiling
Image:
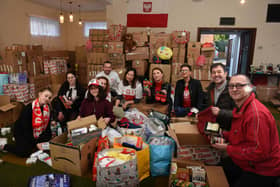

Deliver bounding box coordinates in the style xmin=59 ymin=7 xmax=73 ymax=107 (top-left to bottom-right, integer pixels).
xmin=28 ymin=0 xmax=112 ymax=12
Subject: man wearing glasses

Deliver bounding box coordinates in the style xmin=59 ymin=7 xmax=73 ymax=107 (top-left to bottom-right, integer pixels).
xmin=174 ymin=64 xmax=204 ymax=117
xmin=212 ymin=74 xmax=280 ymax=186
xmin=206 ymin=63 xmax=235 ymax=130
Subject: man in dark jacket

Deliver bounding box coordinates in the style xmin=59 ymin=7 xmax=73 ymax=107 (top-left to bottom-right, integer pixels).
xmin=174 ymin=64 xmax=205 ymax=117
xmin=206 ymin=63 xmax=235 ymax=130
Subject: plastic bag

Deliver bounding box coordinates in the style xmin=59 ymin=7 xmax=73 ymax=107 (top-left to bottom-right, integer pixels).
xmin=124 ymin=108 xmax=149 ymax=125
xmin=101 ymin=127 xmax=122 ymax=146
xmin=148 ymin=109 xmax=169 ymax=125
xmin=28 ymin=173 xmax=70 ymax=187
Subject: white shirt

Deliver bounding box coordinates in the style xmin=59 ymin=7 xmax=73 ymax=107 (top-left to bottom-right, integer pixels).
xmin=117 ymin=81 xmax=143 ymax=101
xmin=96 ymin=71 xmax=120 ymax=92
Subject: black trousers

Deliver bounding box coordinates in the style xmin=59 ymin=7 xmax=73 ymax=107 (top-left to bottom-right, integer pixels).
xmin=221 ymin=157 xmax=280 ymax=187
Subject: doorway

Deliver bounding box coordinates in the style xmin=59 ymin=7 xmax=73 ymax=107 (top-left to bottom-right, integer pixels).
xmin=197 ymin=27 xmax=256 ymax=76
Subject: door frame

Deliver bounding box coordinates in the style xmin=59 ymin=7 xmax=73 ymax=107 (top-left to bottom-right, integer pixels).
xmin=197 ymin=27 xmax=257 ymax=75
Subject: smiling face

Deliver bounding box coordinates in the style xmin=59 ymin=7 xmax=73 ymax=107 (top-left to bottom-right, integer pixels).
xmin=67 ymin=73 xmax=76 ymax=86
xmin=103 ymin=62 xmax=112 ymax=75
xmin=211 ymin=65 xmax=227 ymax=87
xmin=229 ymin=75 xmax=251 ymax=107
xmin=89 ymin=85 xmax=100 ymax=97
xmin=126 ymin=70 xmax=135 ymax=83
xmin=98 ymin=78 xmax=107 ymax=90
xmin=153 ymin=69 xmax=163 ymax=83
xmin=38 ymin=90 xmax=52 ymax=105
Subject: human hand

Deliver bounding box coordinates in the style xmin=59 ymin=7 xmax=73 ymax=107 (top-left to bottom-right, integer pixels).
xmin=211 ymin=107 xmax=220 ymax=116
xmin=36 ymin=143 xmax=43 ymax=150
xmin=57 ymin=112 xmax=64 ymax=121
xmin=211 ymin=143 xmax=228 ymax=151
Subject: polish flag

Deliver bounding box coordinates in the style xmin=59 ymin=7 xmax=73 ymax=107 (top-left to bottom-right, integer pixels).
xmin=127 ymin=0 xmax=169 ymax=27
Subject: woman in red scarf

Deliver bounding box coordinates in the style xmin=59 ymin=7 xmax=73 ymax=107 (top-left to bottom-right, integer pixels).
xmin=145 ymin=67 xmax=172 ymax=112
xmin=1 ymin=88 xmax=53 ymax=157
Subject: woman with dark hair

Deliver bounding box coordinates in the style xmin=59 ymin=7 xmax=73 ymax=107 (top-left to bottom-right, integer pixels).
xmin=115 ymin=68 xmax=143 ymax=110
xmin=0 ymin=88 xmax=53 ymax=157
xmin=79 ymin=79 xmax=115 ymax=125
xmin=54 ymin=71 xmax=85 ymax=127
xmin=97 ymin=76 xmax=111 ymax=102
xmin=145 ymin=67 xmax=172 ymax=112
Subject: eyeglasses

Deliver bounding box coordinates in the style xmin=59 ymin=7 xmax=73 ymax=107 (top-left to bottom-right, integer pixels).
xmin=228 ymin=83 xmax=248 ymax=89
xmin=181 ymin=69 xmax=190 ymax=73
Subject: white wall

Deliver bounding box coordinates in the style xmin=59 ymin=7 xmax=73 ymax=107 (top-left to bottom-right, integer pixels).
xmin=106 ymin=0 xmax=280 ymax=66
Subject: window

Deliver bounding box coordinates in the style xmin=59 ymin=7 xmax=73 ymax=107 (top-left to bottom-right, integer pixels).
xmin=84 ymin=22 xmax=107 ymax=37
xmin=30 ymin=16 xmax=60 ymax=37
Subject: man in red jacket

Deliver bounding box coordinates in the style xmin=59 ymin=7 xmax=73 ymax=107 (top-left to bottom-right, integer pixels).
xmin=212 ymin=74 xmax=280 ymax=187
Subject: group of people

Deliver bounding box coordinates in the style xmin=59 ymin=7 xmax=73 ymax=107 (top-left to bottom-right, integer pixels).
xmin=0 ymin=60 xmax=280 ymax=186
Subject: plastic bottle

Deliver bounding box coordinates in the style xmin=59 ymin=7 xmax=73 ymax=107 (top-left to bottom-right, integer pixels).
xmin=56 ymin=122 xmax=62 ymax=136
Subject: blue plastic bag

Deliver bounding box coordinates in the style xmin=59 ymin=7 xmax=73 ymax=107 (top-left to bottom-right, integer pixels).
xmin=148 ymin=136 xmax=175 ymax=176
xmin=28 ymin=173 xmax=70 ymax=187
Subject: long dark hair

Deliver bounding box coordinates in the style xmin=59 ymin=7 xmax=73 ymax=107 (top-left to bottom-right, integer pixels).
xmin=97 ymin=76 xmax=110 ymax=94
xmin=123 ymin=68 xmax=138 ymax=89
xmin=59 ymin=71 xmax=83 ymax=96
xmin=87 ymin=85 xmax=106 ymax=101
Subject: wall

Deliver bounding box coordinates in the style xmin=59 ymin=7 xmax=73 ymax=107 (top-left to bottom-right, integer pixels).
xmin=0 ymin=0 xmax=67 ymax=51
xmin=106 ymin=0 xmax=280 ymax=66
xmin=66 ymin=11 xmax=107 ymax=50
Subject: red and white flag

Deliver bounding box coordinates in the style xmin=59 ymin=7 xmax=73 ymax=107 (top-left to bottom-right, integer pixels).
xmin=127 ymin=0 xmax=169 ymax=27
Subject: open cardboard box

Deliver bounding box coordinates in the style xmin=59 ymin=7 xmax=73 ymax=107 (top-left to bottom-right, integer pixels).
xmin=0 ymin=95 xmax=16 ymax=127
xmin=169 ymin=159 xmax=229 ymax=187
xmin=50 ymin=115 xmax=104 ymax=176
xmin=170 ymin=123 xmax=209 ymax=146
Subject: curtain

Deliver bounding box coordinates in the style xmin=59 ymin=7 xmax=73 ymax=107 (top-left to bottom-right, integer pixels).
xmin=30 ymin=16 xmax=60 ymax=37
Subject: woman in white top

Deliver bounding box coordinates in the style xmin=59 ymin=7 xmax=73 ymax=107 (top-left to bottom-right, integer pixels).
xmin=115 ymin=68 xmax=143 ymax=110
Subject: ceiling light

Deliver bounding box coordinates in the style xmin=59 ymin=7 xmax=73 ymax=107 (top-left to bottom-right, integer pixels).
xmin=59 ymin=0 xmax=64 ymax=24
xmin=240 ymin=0 xmax=246 ymax=5
xmin=78 ymin=4 xmax=82 ymax=25
xmin=69 ymin=1 xmax=74 ymax=23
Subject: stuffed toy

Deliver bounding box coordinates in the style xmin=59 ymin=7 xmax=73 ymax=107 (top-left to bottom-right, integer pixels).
xmin=123 ymin=33 xmax=137 ymax=53
xmin=157 ymin=46 xmax=173 ymax=60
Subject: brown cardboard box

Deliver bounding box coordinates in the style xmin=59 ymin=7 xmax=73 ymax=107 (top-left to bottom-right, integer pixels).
xmin=108 ymin=41 xmax=123 ymax=54
xmin=87 ymin=53 xmax=108 ymax=65
xmin=89 ymin=29 xmax=108 ymax=41
xmin=50 ymin=73 xmax=66 ymax=85
xmin=126 ymin=47 xmax=149 ymax=61
xmin=193 ymin=66 xmax=211 ymax=81
xmin=50 ymin=115 xmax=99 ymax=176
xmin=132 ymin=60 xmax=148 ymax=76
xmin=108 ymin=24 xmax=127 ymax=41
xmin=187 ymin=42 xmax=201 ymax=62
xmin=131 ymin=103 xmax=168 ymax=115
xmin=200 ymin=80 xmax=211 ymax=91
xmin=91 ymin=41 xmax=109 ymax=53
xmin=170 ymin=123 xmax=209 ymax=145
xmin=108 ymin=53 xmax=125 ymax=65
xmin=171 ymin=63 xmax=183 ymax=87
xmin=133 ymin=31 xmax=148 ymax=46
xmin=75 ymin=46 xmax=87 ymax=66
xmin=170 ymin=31 xmax=190 ymax=48
xmin=150 ymin=64 xmax=171 ymax=83
xmin=201 ymin=47 xmax=215 ymax=66
xmin=0 ymin=95 xmax=16 ymax=127
xmin=170 ymin=159 xmax=229 ymax=187
xmin=172 ymin=48 xmax=186 ymax=63
xmin=149 ymin=33 xmax=171 ymax=61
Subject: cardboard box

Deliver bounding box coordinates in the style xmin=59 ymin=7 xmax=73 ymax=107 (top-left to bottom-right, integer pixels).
xmin=171 ymin=63 xmax=183 ymax=87
xmin=126 ymin=47 xmax=149 ymax=61
xmin=133 ymin=31 xmax=148 ymax=47
xmin=87 ymin=52 xmax=108 ymax=65
xmin=75 ymin=46 xmax=87 ymax=66
xmin=172 ymin=48 xmax=186 ymax=63
xmin=91 ymin=41 xmax=109 ymax=53
xmin=187 ymin=42 xmax=201 ymax=63
xmin=131 ymin=103 xmax=168 ymax=115
xmin=171 ymin=31 xmax=190 ymax=48
xmin=132 ymin=60 xmax=148 ymax=76
xmin=170 ymin=159 xmax=229 ymax=187
xmin=200 ymin=80 xmax=210 ymax=91
xmin=108 ymin=24 xmax=127 ymax=41
xmin=89 ymin=29 xmax=108 ymax=41
xmin=0 ymin=95 xmax=16 ymax=127
xmin=149 ymin=64 xmax=171 ymax=83
xmin=50 ymin=115 xmax=100 ymax=176
xmin=193 ymin=66 xmax=211 ymax=81
xmin=108 ymin=41 xmax=123 ymax=54
xmin=170 ymin=123 xmax=209 ymax=146
xmin=201 ymin=47 xmax=215 ymax=66
xmin=149 ymin=33 xmax=171 ymax=61
xmin=108 ymin=53 xmax=125 ymax=65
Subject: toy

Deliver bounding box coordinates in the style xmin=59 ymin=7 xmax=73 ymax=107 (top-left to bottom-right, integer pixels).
xmin=124 ymin=33 xmax=137 ymax=53
xmin=157 ymin=46 xmax=173 ymax=60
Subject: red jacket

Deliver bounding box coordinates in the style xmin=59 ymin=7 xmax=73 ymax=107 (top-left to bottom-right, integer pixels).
xmin=224 ymin=93 xmax=280 ymax=176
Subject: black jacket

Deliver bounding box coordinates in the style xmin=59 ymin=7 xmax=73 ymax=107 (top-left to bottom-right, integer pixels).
xmin=146 ymin=81 xmax=172 ymax=114
xmin=56 ymin=80 xmax=85 ymax=112
xmin=205 ymin=80 xmax=235 ymax=130
xmin=174 ymin=78 xmax=205 ymax=111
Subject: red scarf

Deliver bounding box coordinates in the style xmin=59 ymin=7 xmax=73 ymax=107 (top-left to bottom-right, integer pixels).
xmin=32 ymin=99 xmax=50 ymax=139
